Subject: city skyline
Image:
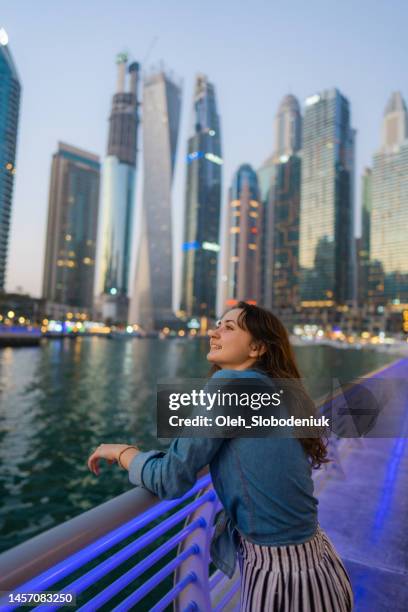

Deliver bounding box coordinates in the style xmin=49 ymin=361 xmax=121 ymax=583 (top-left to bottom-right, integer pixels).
xmin=2 ymin=1 xmax=408 ymax=299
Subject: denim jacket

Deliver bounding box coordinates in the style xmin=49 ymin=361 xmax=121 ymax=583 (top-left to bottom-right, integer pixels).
xmin=129 ymin=369 xmax=318 ymax=578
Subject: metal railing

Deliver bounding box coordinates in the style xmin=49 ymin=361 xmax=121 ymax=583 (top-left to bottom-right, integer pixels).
xmin=0 ymin=474 xmax=237 ymax=611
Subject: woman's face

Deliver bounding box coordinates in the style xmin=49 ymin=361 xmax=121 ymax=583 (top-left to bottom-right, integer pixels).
xmin=207 ymin=308 xmax=262 ymax=370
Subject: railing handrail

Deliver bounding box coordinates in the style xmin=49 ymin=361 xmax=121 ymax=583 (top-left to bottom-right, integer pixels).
xmin=0 ymin=475 xmax=211 ymax=591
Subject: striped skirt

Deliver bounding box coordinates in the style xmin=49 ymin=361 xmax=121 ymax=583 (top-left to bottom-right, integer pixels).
xmin=238 ymin=527 xmax=353 ymax=611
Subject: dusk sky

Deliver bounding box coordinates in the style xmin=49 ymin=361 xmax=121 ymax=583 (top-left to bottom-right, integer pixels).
xmin=3 ymin=0 xmax=408 ymax=299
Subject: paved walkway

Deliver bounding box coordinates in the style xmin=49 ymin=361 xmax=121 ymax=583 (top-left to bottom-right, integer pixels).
xmin=317 ymin=357 xmax=408 ymax=611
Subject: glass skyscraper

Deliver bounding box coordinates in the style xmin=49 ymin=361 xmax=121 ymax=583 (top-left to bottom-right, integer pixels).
xmin=225 ymin=164 xmax=261 ymax=306
xmin=97 ymin=54 xmax=140 ymax=322
xmin=129 ymin=71 xmax=181 ymax=330
xmin=0 ymin=30 xmax=21 ymax=291
xmin=257 ymin=155 xmax=276 ymax=309
xmin=299 ymin=88 xmax=355 ymax=305
xmin=258 ymin=95 xmax=302 ymax=310
xmin=42 ymin=143 xmax=100 ymax=311
xmin=273 ymin=94 xmax=302 ymax=158
xmin=369 ymin=92 xmax=408 ymax=306
xmin=271 ymin=155 xmax=301 ymax=310
xmin=358 ymin=167 xmax=372 ymax=305
xmin=180 ymin=74 xmax=222 ymax=320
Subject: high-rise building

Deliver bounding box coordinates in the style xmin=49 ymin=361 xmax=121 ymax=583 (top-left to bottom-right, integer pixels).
xmin=257 ymin=155 xmax=276 ymax=309
xmin=258 ymin=94 xmax=302 ymax=311
xmin=381 ymin=91 xmax=408 ymax=153
xmin=42 ymin=142 xmax=100 ymax=311
xmin=358 ymin=167 xmax=372 ymax=305
xmin=129 ymin=71 xmax=181 ymax=330
xmin=369 ymin=92 xmax=408 ymax=306
xmin=97 ymin=54 xmax=140 ymax=321
xmin=270 ymin=154 xmax=301 ymax=310
xmin=273 ymin=94 xmax=302 ymax=158
xmin=180 ymin=74 xmax=222 ymax=320
xmin=0 ymin=28 xmax=21 ymax=291
xmin=225 ymin=164 xmax=261 ymax=306
xmin=299 ymin=88 xmax=356 ymax=305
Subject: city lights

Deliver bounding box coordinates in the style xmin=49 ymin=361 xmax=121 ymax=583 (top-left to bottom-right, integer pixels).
xmin=204 ymin=152 xmax=223 ymax=165
xmin=202 ymin=241 xmax=220 ymax=252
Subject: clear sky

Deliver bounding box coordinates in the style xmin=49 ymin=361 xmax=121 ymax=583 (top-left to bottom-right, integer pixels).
xmin=3 ymin=0 xmax=408 ymax=298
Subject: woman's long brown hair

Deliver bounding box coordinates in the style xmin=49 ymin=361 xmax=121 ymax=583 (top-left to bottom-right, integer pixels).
xmin=210 ymin=301 xmax=329 ymax=469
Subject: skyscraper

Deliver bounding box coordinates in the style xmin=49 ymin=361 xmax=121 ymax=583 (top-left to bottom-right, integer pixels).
xmin=129 ymin=71 xmax=181 ymax=330
xmin=42 ymin=142 xmax=100 ymax=311
xmin=273 ymin=94 xmax=302 ymax=158
xmin=358 ymin=167 xmax=372 ymax=305
xmin=97 ymin=54 xmax=140 ymax=321
xmin=0 ymin=28 xmax=21 ymax=291
xmin=369 ymin=92 xmax=408 ymax=306
xmin=381 ymin=91 xmax=408 ymax=153
xmin=271 ymin=154 xmax=301 ymax=310
xmin=258 ymin=94 xmax=302 ymax=311
xmin=180 ymin=74 xmax=222 ymax=320
xmin=225 ymin=164 xmax=261 ymax=306
xmin=257 ymin=155 xmax=276 ymax=309
xmin=299 ymin=88 xmax=355 ymax=305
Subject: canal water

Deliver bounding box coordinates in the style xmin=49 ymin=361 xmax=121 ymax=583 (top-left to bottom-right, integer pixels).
xmin=0 ymin=337 xmax=399 ymax=553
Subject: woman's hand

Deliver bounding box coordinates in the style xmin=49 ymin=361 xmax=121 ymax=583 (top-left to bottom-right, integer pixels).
xmin=87 ymin=444 xmax=139 ymax=475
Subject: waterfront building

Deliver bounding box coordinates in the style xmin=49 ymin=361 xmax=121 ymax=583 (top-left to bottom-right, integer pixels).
xmin=0 ymin=28 xmax=21 ymax=291
xmin=271 ymin=154 xmax=301 ymax=311
xmin=225 ymin=164 xmax=261 ymax=306
xmin=258 ymin=95 xmax=302 ymax=312
xmin=0 ymin=292 xmax=44 ymax=324
xmin=129 ymin=70 xmax=181 ymax=330
xmin=358 ymin=167 xmax=372 ymax=305
xmin=369 ymin=92 xmax=408 ymax=306
xmin=180 ymin=75 xmax=222 ymax=320
xmin=273 ymin=94 xmax=302 ymax=158
xmin=257 ymin=155 xmax=276 ymax=309
xmin=97 ymin=54 xmax=140 ymax=322
xmin=42 ymin=143 xmax=100 ymax=311
xmin=299 ymin=88 xmax=356 ymax=306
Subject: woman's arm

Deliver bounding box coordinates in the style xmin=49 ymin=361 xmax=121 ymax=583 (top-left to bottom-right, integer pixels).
xmin=87 ymin=443 xmax=140 ymax=475
xmin=128 ymin=437 xmax=223 ymax=499
xmin=87 ymin=438 xmax=222 ymax=499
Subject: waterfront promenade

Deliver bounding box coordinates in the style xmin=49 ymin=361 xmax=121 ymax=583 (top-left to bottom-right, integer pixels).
xmin=316 ymin=357 xmax=408 ymax=611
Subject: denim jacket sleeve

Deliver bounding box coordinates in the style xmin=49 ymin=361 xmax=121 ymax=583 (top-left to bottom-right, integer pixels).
xmin=128 ymin=437 xmax=224 ymax=499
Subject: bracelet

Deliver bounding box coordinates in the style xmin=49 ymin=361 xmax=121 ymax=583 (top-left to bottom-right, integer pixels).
xmin=118 ymin=446 xmax=138 ymax=469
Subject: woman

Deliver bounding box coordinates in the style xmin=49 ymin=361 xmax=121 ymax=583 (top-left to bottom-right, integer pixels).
xmin=88 ymin=302 xmax=353 ymax=611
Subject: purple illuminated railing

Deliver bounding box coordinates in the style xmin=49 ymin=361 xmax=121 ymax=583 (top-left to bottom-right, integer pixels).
xmin=0 ymin=475 xmax=238 ymax=611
